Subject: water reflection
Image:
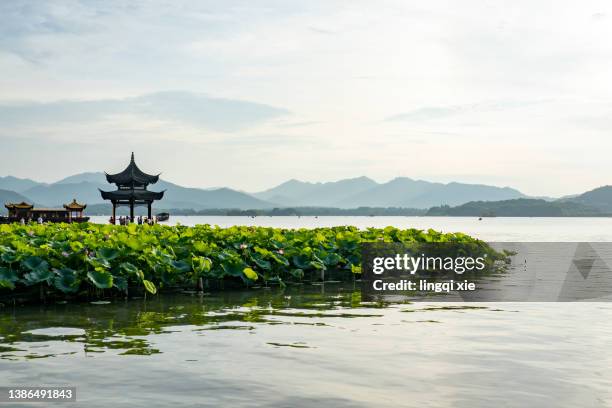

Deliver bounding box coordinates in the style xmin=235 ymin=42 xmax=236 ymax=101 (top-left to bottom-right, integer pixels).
xmin=0 ymin=284 xmax=393 ymax=359
xmin=2 ymin=285 xmax=611 ymax=407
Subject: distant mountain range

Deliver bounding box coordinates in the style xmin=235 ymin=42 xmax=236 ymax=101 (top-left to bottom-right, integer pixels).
xmin=253 ymin=176 xmax=525 ymax=208
xmin=0 ymin=189 xmax=33 ymax=207
xmin=427 ymin=198 xmax=601 ymax=217
xmin=0 ymin=172 xmax=271 ymax=213
xmin=427 ymin=187 xmax=612 ymax=217
xmin=560 ymin=186 xmax=612 ymax=213
xmin=0 ymin=176 xmax=43 ymax=193
xmin=2 ymin=172 xmax=612 ymax=216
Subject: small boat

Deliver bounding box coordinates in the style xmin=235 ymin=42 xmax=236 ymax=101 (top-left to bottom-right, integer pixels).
xmin=156 ymin=212 xmax=170 ymax=222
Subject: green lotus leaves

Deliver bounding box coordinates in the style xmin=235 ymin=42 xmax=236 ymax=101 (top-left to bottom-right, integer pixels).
xmin=113 ymin=276 xmax=128 ymax=291
xmin=324 ymin=253 xmax=342 ymax=267
xmin=0 ymin=222 xmax=499 ymax=299
xmin=292 ymin=254 xmax=311 ymax=269
xmin=0 ymin=246 xmax=18 ymax=263
xmin=120 ymin=262 xmax=138 ymax=275
xmin=87 ymin=269 xmax=114 ymax=289
xmin=127 ymin=223 xmax=138 ymax=235
xmin=171 ymin=260 xmax=191 ymax=273
xmin=87 ymin=257 xmax=111 ymax=269
xmin=243 ymin=267 xmax=258 ymax=281
xmin=143 ymin=279 xmax=157 ymax=294
xmin=0 ymin=267 xmax=18 ymax=289
xmin=23 ymin=269 xmax=53 ymax=284
xmin=22 ymin=256 xmax=49 ymax=272
xmin=53 ymin=268 xmax=80 ymax=293
xmin=1 ymin=252 xmax=18 ymax=263
xmin=192 ymin=256 xmax=212 ymax=274
xmin=98 ymin=247 xmax=120 ymax=261
xmin=251 ymin=256 xmax=271 ymax=271
xmin=290 ymin=268 xmax=304 ymax=280
xmin=222 ymin=260 xmax=246 ymax=277
xmin=270 ymin=253 xmax=289 ymax=266
xmin=192 ymin=241 xmax=211 ymax=254
xmin=22 ymin=256 xmax=52 ymax=284
xmin=310 ymin=260 xmax=326 ymax=270
xmin=70 ymin=241 xmax=84 ymax=252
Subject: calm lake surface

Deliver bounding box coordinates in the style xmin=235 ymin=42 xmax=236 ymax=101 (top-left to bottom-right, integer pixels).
xmin=91 ymin=215 xmax=612 ymax=241
xmin=2 ymin=217 xmax=612 ymax=407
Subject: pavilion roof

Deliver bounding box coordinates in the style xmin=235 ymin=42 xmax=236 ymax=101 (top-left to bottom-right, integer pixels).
xmin=5 ymin=202 xmax=33 ymax=210
xmin=99 ymin=188 xmax=164 ymax=201
xmin=105 ymin=153 xmax=160 ymax=186
xmin=64 ymin=199 xmax=87 ymax=210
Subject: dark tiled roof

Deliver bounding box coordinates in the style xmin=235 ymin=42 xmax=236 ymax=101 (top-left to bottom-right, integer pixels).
xmin=105 ymin=152 xmax=160 ymax=186
xmin=99 ymin=188 xmax=164 ymax=201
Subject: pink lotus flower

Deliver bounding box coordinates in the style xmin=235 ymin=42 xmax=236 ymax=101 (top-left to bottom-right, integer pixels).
xmin=61 ymin=251 xmax=70 ymax=258
xmin=277 ymin=249 xmax=284 ymax=255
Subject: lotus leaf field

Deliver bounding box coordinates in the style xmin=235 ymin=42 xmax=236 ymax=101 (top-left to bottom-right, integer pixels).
xmin=0 ymin=223 xmax=498 ymax=301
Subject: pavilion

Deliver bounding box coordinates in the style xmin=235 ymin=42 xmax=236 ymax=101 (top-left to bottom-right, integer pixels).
xmin=4 ymin=199 xmax=88 ymax=223
xmin=99 ymin=153 xmax=164 ymax=220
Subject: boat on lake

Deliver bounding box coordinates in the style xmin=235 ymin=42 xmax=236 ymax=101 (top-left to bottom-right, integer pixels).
xmin=156 ymin=212 xmax=170 ymax=222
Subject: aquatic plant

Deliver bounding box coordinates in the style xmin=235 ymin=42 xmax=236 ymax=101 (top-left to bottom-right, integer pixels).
xmin=0 ymin=223 xmax=497 ymax=299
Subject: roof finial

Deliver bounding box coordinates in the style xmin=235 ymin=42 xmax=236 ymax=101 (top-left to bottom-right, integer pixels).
xmin=130 ymin=152 xmax=135 ymax=163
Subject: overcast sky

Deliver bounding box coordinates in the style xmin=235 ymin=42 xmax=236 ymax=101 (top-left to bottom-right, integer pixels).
xmin=1 ymin=0 xmax=612 ymax=196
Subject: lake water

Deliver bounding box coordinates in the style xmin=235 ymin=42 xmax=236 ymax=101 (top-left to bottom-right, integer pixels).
xmin=2 ymin=217 xmax=612 ymax=407
xmin=90 ymin=215 xmax=612 ymax=241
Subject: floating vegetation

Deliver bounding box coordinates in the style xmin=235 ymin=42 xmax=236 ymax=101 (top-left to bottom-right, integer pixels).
xmin=0 ymin=223 xmax=492 ymax=300
xmin=266 ymin=342 xmax=314 ymax=349
xmin=402 ymin=305 xmax=490 ymax=312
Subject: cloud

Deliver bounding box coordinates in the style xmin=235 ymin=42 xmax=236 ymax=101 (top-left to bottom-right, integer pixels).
xmin=385 ymin=100 xmax=549 ymax=123
xmin=277 ymin=120 xmax=321 ymax=128
xmin=0 ymin=91 xmax=288 ymax=132
xmin=308 ymin=27 xmax=337 ymax=35
xmin=385 ymin=106 xmax=463 ymax=122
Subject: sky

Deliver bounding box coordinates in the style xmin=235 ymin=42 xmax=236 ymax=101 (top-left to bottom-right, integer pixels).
xmin=1 ymin=0 xmax=612 ymax=196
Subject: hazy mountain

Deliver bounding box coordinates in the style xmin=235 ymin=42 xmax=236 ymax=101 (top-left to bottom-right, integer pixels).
xmin=0 ymin=176 xmax=44 ymax=193
xmin=254 ymin=179 xmax=319 ymax=201
xmin=0 ymin=189 xmax=35 ymax=214
xmin=12 ymin=173 xmax=529 ymax=210
xmin=254 ymin=176 xmax=379 ymax=206
xmin=7 ymin=171 xmax=612 ymax=216
xmin=335 ymin=177 xmax=434 ymax=208
xmin=427 ymin=198 xmax=600 ymax=217
xmin=20 ymin=172 xmax=273 ymax=210
xmin=406 ymin=181 xmax=526 ymax=208
xmin=334 ymin=177 xmax=525 ymax=208
xmin=564 ymin=185 xmax=612 ymax=212
xmin=155 ymin=180 xmax=273 ymax=209
xmin=23 ymin=181 xmax=108 ymax=206
xmin=55 ymin=172 xmax=107 ymax=184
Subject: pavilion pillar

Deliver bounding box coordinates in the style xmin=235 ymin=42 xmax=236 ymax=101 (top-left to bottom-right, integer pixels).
xmin=129 ymin=200 xmax=134 ymax=221
xmin=147 ymin=202 xmax=152 ymax=219
xmin=112 ymin=201 xmax=116 ymax=221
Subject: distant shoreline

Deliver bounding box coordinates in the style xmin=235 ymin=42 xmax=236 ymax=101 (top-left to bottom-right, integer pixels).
xmin=84 ymin=212 xmax=612 ymax=218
